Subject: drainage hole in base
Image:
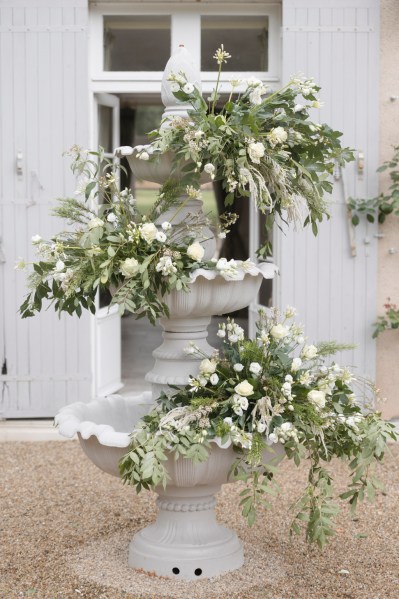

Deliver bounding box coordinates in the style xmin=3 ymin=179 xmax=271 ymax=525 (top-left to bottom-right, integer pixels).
xmin=172 ymin=567 xmax=180 ymax=575
xmin=194 ymin=568 xmax=203 ymax=576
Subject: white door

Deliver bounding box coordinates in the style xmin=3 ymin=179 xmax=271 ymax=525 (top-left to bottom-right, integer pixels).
xmin=92 ymin=93 xmax=122 ymax=397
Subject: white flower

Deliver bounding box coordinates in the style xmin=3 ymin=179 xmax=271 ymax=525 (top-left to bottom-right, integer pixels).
xmin=15 ymin=257 xmax=26 ymax=270
xmin=120 ymin=257 xmax=139 ymax=278
xmin=224 ymin=417 xmax=233 ymax=426
xmin=285 ymin=374 xmax=293 ymax=383
xmin=169 ymin=81 xmax=180 ymax=92
xmin=247 ymin=141 xmax=265 ymax=164
xmin=161 ymin=221 xmax=172 ymax=231
xmin=155 ymin=231 xmax=167 ymax=243
xmin=217 ymin=329 xmax=226 ymax=338
xmin=299 ymin=371 xmax=313 ymax=385
xmin=199 ymin=358 xmax=217 ymax=375
xmin=183 ymin=82 xmax=194 ymax=94
xmin=284 ymin=306 xmax=297 ymax=318
xmin=308 ymin=389 xmax=326 ymax=410
xmin=187 ymin=241 xmax=204 ymax=262
xmin=234 ymin=363 xmax=244 ymax=372
xmin=291 ymin=357 xmax=302 ymax=372
xmin=249 ymin=87 xmax=263 ymax=105
xmin=249 ymin=362 xmax=262 ymax=376
xmin=270 ymin=324 xmax=290 ymax=340
xmin=296 ymin=336 xmax=305 ymax=344
xmin=282 ymin=382 xmax=292 ymax=396
xmin=138 ymin=151 xmax=149 ymax=161
xmin=268 ymin=432 xmax=278 ymax=444
xmin=107 ymin=212 xmax=117 ymax=223
xmin=55 ymin=260 xmax=65 ymax=272
xmin=234 ymin=380 xmax=254 ymax=397
xmin=267 ymin=126 xmax=288 ymax=147
xmin=218 ymin=232 xmax=226 ymax=239
xmin=257 ymin=421 xmax=267 ymax=433
xmin=301 ymin=344 xmax=318 ymax=360
xmin=210 ymin=373 xmax=219 ymax=385
xmin=32 ymin=235 xmax=42 ymax=244
xmin=155 ymin=256 xmax=177 ymax=276
xmin=204 ymin=163 xmax=216 ymax=178
xmin=239 ymin=397 xmax=249 ymax=410
xmin=294 ymin=104 xmax=305 ymax=112
xmin=88 ymin=217 xmax=104 ymax=229
xmin=311 ymin=100 xmax=324 ymax=109
xmin=140 ymin=222 xmax=158 ymax=244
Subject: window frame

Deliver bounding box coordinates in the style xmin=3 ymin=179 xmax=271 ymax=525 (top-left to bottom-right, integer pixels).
xmin=89 ymin=2 xmax=282 ymax=94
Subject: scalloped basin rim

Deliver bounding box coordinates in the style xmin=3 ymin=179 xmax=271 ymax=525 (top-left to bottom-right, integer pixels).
xmin=55 ymin=393 xmax=277 ymax=451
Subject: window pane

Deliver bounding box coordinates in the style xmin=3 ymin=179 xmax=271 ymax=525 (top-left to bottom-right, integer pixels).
xmin=104 ymin=16 xmax=171 ymax=71
xmin=201 ymin=16 xmax=268 ymax=71
xmin=98 ymin=105 xmax=113 ymax=154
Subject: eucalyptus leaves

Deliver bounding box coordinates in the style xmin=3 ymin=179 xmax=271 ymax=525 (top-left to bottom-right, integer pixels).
xmin=141 ymin=46 xmax=354 ymax=256
xmin=120 ymin=308 xmax=396 ymax=547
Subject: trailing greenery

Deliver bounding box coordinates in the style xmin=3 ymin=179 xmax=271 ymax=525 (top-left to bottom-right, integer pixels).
xmin=17 ymin=148 xmax=244 ymax=324
xmin=348 ymin=145 xmax=399 ymax=226
xmin=372 ymin=299 xmax=399 ymax=338
xmin=120 ymin=308 xmax=396 ymax=548
xmin=136 ymin=45 xmax=354 ymax=256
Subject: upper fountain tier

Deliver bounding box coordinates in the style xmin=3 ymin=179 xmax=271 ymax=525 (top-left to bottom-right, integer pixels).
xmin=115 ymin=46 xmax=206 ymax=185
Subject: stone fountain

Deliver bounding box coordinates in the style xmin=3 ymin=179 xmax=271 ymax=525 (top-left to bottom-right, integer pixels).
xmin=55 ymin=46 xmax=280 ymax=581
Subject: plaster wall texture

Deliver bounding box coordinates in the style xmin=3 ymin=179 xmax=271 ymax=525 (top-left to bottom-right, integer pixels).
xmin=376 ymin=0 xmax=399 ymax=419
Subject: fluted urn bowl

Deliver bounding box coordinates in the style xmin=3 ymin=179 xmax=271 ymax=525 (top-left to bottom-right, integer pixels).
xmin=56 ymin=393 xmax=285 ymax=580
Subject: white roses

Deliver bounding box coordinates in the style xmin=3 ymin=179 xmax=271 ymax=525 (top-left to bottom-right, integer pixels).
xmin=120 ymin=257 xmax=139 ymax=278
xmin=187 ymin=241 xmax=205 ymax=262
xmin=308 ymin=390 xmax=326 ymax=410
xmin=301 ymin=344 xmax=318 ymax=360
xmin=199 ymin=359 xmax=217 ymax=375
xmin=249 ymin=362 xmax=262 ymax=376
xmin=270 ymin=324 xmax=290 ymax=340
xmin=88 ymin=217 xmax=104 ymax=230
xmin=267 ymin=126 xmax=288 ymax=147
xmin=247 ymin=141 xmax=265 ymax=164
xmin=234 ymin=380 xmax=254 ymax=397
xmin=140 ymin=223 xmax=158 ymax=244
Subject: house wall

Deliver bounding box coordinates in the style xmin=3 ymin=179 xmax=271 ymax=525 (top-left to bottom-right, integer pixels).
xmin=376 ymin=0 xmax=399 ymax=419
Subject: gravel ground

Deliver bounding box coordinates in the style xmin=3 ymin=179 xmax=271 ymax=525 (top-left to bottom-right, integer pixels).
xmin=1 ymin=441 xmax=398 ymax=599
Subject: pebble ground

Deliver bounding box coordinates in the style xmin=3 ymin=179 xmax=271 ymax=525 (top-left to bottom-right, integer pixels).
xmin=1 ymin=441 xmax=398 ymax=599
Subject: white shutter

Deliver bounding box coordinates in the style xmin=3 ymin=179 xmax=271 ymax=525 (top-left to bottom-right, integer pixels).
xmin=0 ymin=1 xmax=91 ymax=417
xmin=276 ymin=0 xmax=380 ymax=379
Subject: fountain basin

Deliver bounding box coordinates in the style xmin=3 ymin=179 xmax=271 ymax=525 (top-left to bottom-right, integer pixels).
xmin=56 ymin=393 xmax=285 ymax=579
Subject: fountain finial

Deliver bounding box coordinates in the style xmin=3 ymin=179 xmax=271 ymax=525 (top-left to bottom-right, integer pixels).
xmin=161 ymin=45 xmax=202 ymax=122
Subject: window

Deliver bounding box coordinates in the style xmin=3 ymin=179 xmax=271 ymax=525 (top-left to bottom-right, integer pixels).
xmin=201 ymin=16 xmax=269 ymax=72
xmin=103 ymin=16 xmax=171 ymax=71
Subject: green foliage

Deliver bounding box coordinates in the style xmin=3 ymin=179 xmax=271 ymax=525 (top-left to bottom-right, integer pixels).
xmin=372 ymin=299 xmax=399 ymax=338
xmin=120 ymin=308 xmax=396 ymax=547
xmin=348 ymin=145 xmax=399 ymax=226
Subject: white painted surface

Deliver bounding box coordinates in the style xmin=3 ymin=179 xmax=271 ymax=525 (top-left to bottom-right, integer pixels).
xmin=274 ymin=0 xmax=380 ymax=384
xmin=0 ymin=1 xmax=91 ymax=418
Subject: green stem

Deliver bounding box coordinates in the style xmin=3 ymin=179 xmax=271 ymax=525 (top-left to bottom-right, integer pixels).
xmin=212 ymin=62 xmax=223 ymax=115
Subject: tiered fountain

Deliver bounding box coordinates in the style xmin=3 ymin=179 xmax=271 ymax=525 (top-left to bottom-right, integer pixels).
xmin=56 ymin=46 xmax=279 ymax=580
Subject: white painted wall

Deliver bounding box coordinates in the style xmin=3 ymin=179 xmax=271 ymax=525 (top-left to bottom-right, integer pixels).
xmin=277 ymin=0 xmax=380 ymax=385
xmin=0 ymin=0 xmax=91 ymax=417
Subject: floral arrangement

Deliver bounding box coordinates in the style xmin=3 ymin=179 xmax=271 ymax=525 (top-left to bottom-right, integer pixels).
xmin=137 ymin=45 xmax=354 ymax=256
xmin=18 ymin=148 xmax=245 ymax=323
xmin=373 ymin=298 xmax=399 ymax=338
xmin=120 ymin=307 xmax=396 ymax=547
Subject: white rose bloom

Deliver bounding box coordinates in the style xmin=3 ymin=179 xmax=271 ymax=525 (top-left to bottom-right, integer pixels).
xmin=32 ymin=235 xmax=42 ymax=244
xmin=280 ymin=422 xmax=293 ymax=433
xmin=268 ymin=432 xmax=278 ymax=444
xmin=161 ymin=221 xmax=172 ymax=231
xmin=107 ymin=213 xmax=117 ymax=223
xmin=296 ymin=335 xmax=305 ymax=344
xmin=257 ymin=421 xmax=267 ymax=433
xmin=270 ymin=324 xmax=290 ymax=340
xmin=155 ymin=231 xmax=167 ymax=243
xmin=249 ymin=87 xmax=263 ymax=105
xmin=217 ymin=329 xmax=226 ymax=338
xmin=234 ymin=380 xmax=254 ymax=397
xmin=247 ymin=141 xmax=265 ymax=164
xmin=302 ymin=344 xmax=318 ymax=360
xmin=187 ymin=241 xmax=205 ymax=262
xmin=210 ymin=373 xmax=219 ymax=385
xmin=120 ymin=257 xmax=139 ymax=278
xmin=249 ymin=362 xmax=262 ymax=376
xmin=239 ymin=397 xmax=249 ymax=410
xmin=204 ymin=163 xmax=215 ymax=175
xmin=88 ymin=217 xmax=104 ymax=229
xmin=138 ymin=151 xmax=149 ymax=161
xmin=308 ymin=389 xmax=326 ymax=410
xmin=224 ymin=417 xmax=233 ymax=426
xmin=198 ymin=375 xmax=208 ymax=387
xmin=268 ymin=126 xmax=288 ymax=147
xmin=234 ymin=363 xmax=244 ymax=372
xmin=169 ymin=81 xmax=180 ymax=92
xmin=140 ymin=222 xmax=158 ymax=244
xmin=55 ymin=260 xmax=65 ymax=272
xmin=216 ymin=257 xmax=228 ymax=270
xmin=200 ymin=358 xmax=217 ymax=375
xmin=183 ymin=82 xmax=194 ymax=94
xmin=291 ymin=357 xmax=302 ymax=372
